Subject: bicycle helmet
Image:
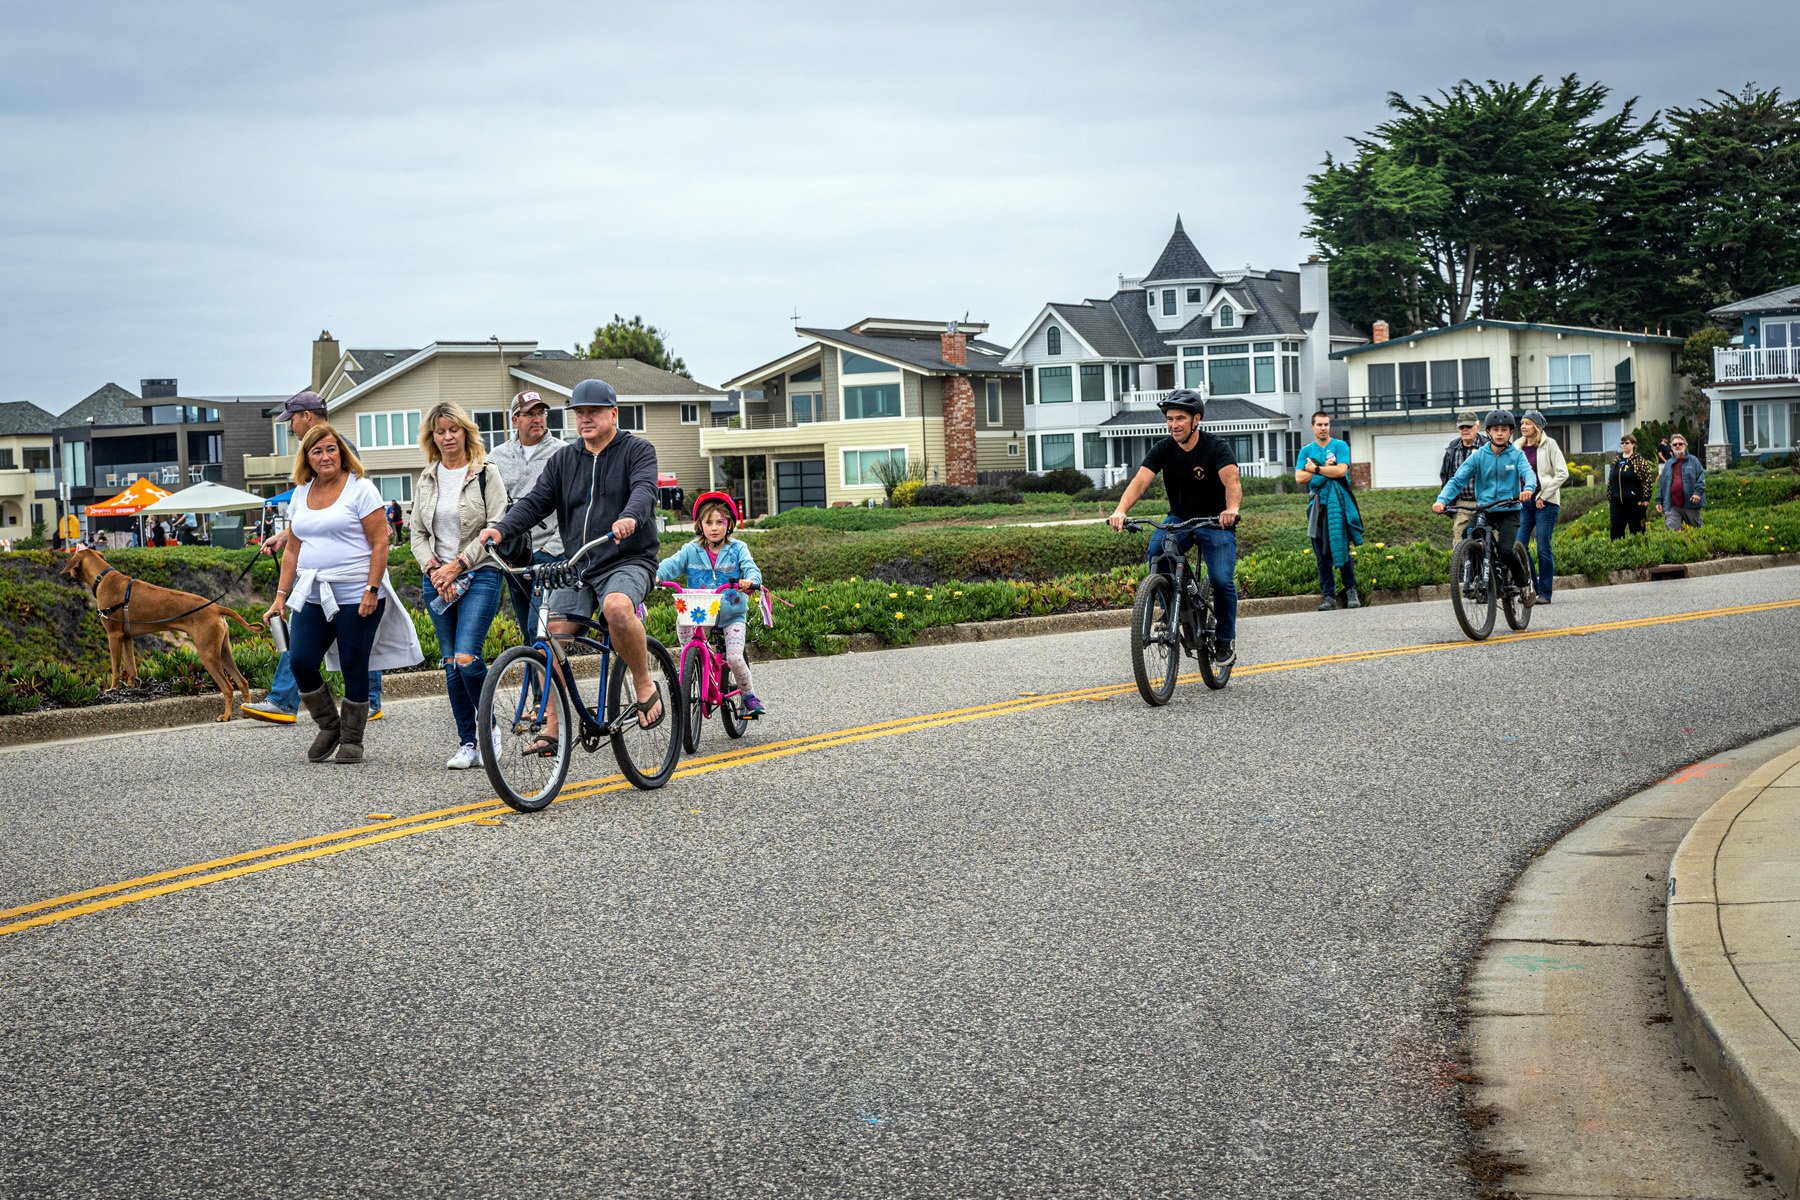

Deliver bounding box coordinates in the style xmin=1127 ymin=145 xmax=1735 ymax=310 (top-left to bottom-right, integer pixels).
xmin=1157 ymin=388 xmax=1206 ymax=417
xmin=691 ymin=490 xmax=741 ymax=530
xmin=1483 ymin=409 xmax=1516 ymax=432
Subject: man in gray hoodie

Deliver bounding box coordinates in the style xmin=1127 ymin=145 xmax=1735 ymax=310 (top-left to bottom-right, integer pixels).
xmin=481 ymin=379 xmax=664 ymax=728
xmin=487 ymin=389 xmax=565 ymax=639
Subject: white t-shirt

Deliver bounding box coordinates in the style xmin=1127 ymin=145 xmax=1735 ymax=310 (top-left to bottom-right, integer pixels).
xmin=291 ymin=475 xmax=386 ymax=606
xmin=432 ymin=463 xmax=469 ymax=564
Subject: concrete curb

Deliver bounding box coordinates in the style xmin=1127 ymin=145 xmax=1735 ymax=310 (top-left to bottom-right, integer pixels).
xmin=6 ymin=552 xmax=1797 ymax=749
xmin=1666 ymin=741 xmax=1800 ymax=1198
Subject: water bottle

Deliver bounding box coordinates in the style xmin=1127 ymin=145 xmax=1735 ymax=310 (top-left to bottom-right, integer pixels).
xmin=428 ymin=574 xmax=471 ymax=616
xmin=269 ymin=612 xmax=289 ymax=653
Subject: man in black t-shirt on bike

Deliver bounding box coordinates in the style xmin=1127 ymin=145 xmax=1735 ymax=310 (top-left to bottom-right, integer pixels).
xmin=1107 ymin=389 xmax=1242 ymax=663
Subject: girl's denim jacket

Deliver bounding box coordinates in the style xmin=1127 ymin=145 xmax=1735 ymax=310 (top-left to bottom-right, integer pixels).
xmin=655 ymin=537 xmax=763 ymax=627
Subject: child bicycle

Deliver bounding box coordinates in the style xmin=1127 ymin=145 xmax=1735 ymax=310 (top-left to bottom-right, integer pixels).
xmin=475 ymin=532 xmax=684 ymax=811
xmin=1442 ymin=502 xmax=1534 ymax=641
xmin=660 ymin=580 xmax=781 ymax=753
xmin=1122 ymin=516 xmax=1231 ymax=704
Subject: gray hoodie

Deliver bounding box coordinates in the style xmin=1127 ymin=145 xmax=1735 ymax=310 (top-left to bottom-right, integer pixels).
xmin=494 ymin=430 xmax=659 ymax=579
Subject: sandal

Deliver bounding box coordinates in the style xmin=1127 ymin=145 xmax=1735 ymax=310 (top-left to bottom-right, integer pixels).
xmin=521 ymin=733 xmax=558 ymax=757
xmin=634 ymin=684 xmax=666 ymax=731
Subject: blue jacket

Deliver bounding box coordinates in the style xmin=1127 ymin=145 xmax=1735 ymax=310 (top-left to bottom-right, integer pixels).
xmin=1436 ymin=442 xmax=1538 ymax=510
xmin=656 ymin=537 xmax=763 ymax=625
xmin=1656 ymin=454 xmax=1706 ymax=510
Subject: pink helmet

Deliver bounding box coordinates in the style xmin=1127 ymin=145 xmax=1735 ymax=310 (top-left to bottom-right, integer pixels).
xmin=691 ymin=490 xmax=741 ymax=530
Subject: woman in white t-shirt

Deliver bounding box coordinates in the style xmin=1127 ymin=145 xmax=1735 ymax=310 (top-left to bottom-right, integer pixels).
xmin=262 ymin=424 xmax=392 ymax=765
xmin=411 ymin=402 xmax=510 ymax=770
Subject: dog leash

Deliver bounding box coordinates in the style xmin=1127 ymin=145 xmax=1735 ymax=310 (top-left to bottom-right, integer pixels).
xmin=88 ymin=548 xmax=267 ymax=628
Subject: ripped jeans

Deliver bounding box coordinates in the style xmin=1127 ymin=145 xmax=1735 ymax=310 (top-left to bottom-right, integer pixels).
xmin=424 ymin=567 xmax=503 ymax=747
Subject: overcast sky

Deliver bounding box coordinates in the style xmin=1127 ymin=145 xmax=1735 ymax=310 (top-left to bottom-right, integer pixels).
xmin=3 ymin=1 xmax=1794 ymax=414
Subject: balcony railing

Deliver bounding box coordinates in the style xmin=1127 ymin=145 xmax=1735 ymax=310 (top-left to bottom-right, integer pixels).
xmin=717 ymin=411 xmax=826 ymax=431
xmin=93 ymin=461 xmax=224 ymax=489
xmin=1715 ymin=346 xmax=1800 ymax=383
xmin=1322 ymin=384 xmax=1635 ymax=425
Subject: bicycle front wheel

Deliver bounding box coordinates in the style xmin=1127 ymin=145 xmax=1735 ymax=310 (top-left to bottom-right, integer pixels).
xmin=1450 ymin=539 xmax=1496 ymax=641
xmin=479 ymin=645 xmax=572 ymax=813
xmin=608 ymin=636 xmax=684 ymax=789
xmin=1130 ymin=573 xmax=1179 ymax=706
xmin=680 ymin=645 xmax=705 ymax=755
xmin=720 ymin=664 xmax=749 ymax=739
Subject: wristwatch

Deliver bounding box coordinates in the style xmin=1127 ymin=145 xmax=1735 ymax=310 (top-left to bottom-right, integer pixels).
xmin=365 ymin=584 xmax=380 ymax=594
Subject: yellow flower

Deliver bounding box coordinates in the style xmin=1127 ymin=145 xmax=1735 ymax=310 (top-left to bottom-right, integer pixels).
xmin=953 ymin=590 xmax=964 ymax=596
xmin=1374 ymin=542 xmax=1386 ymax=549
xmin=925 ymin=594 xmax=934 ymax=601
xmin=894 ymin=612 xmax=905 ymax=620
xmin=1385 ymin=555 xmax=1394 ymax=560
xmin=853 ymin=602 xmax=861 ymax=609
xmin=906 ymin=590 xmax=915 ymax=597
xmin=888 ymin=592 xmax=898 ymax=599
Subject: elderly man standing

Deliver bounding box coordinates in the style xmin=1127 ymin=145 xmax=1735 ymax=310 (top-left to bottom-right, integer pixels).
xmin=487 ymin=390 xmax=565 ymax=642
xmin=1440 ymin=410 xmax=1483 ymax=543
xmin=1656 ymin=433 xmax=1706 ymax=531
xmin=241 ymin=389 xmax=385 ymax=723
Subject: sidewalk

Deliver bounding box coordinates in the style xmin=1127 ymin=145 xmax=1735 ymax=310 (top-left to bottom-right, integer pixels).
xmin=1668 ymin=736 xmax=1800 ymax=1197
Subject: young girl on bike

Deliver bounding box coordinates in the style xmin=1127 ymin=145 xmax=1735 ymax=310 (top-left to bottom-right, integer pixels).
xmin=655 ymin=492 xmax=766 ymax=715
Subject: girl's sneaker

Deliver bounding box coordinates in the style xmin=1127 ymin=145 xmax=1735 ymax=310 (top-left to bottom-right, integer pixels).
xmin=743 ymin=693 xmax=765 ymax=716
xmin=446 ymin=743 xmax=479 ymax=770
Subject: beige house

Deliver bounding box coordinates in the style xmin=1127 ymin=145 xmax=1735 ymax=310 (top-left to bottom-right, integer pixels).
xmin=715 ymin=318 xmax=1024 ymax=513
xmin=0 ymin=401 xmax=57 ymax=536
xmin=244 ymin=333 xmax=719 ymax=510
xmin=1326 ymin=320 xmax=1684 ymax=488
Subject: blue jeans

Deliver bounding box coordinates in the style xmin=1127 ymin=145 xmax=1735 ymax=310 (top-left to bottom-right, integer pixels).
xmin=288 ymin=599 xmax=385 ymax=705
xmin=268 ymin=651 xmax=382 ymax=713
xmin=1519 ymin=501 xmax=1560 ymax=598
xmin=506 ymin=549 xmax=565 ymax=644
xmin=1146 ymin=525 xmax=1238 ymax=642
xmin=425 ymin=567 xmax=503 ymax=746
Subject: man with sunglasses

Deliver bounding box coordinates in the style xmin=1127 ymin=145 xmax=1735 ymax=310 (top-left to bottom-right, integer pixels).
xmin=488 ymin=390 xmax=566 ymax=639
xmin=1655 ymin=434 xmax=1706 ymax=531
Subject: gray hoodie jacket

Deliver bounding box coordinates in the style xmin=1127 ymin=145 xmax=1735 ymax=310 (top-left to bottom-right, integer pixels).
xmin=494 ymin=430 xmax=659 ymax=579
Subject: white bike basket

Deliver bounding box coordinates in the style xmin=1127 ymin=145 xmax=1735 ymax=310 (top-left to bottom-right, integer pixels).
xmin=674 ymin=590 xmax=725 ymax=626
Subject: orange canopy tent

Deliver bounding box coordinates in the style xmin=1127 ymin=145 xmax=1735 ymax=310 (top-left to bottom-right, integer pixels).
xmin=86 ymin=477 xmax=172 ymax=517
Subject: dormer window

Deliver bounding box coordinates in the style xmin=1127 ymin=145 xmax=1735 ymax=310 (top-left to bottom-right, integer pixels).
xmin=1218 ymin=304 xmax=1236 ymax=328
xmin=1187 ymin=288 xmax=1202 ymax=304
xmin=1162 ymin=290 xmax=1177 ymax=317
xmin=1046 ymin=326 xmax=1062 ymax=356
xmin=1147 ymin=291 xmax=1156 ymax=313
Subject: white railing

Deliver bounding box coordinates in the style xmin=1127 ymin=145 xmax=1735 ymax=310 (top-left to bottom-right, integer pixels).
xmin=1117 ymin=389 xmax=1175 ymax=408
xmin=1239 ymin=460 xmax=1285 ymax=479
xmin=1716 ymin=346 xmax=1800 ymax=382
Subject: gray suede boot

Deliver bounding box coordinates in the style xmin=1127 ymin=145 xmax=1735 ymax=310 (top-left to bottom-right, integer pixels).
xmin=335 ymin=700 xmax=370 ymax=765
xmin=300 ymin=686 xmax=340 ymax=763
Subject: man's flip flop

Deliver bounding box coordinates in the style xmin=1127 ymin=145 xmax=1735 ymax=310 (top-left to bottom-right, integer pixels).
xmin=521 ymin=733 xmax=558 ymax=757
xmin=634 ymin=684 xmax=666 ymax=731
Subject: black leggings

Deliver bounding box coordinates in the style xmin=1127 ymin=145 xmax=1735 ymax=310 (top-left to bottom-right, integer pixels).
xmin=289 ymin=598 xmax=385 ymax=704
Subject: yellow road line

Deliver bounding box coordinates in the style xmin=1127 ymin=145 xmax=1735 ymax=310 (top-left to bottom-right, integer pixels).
xmin=6 ymin=596 xmax=1798 ymax=939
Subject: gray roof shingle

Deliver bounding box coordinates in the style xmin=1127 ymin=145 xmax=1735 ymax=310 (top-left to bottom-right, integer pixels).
xmin=795 ymin=326 xmax=1018 ymax=375
xmin=55 ymin=383 xmax=142 ymax=429
xmin=343 ymin=348 xmax=422 ymax=387
xmin=0 ymin=400 xmax=57 ymax=436
xmin=1098 ymin=396 xmax=1288 ymax=429
xmin=514 ymin=357 xmax=723 ymax=396
xmin=1143 ymin=217 xmax=1217 ymax=283
xmin=1047 ymin=302 xmax=1141 ymax=358
xmin=1711 ymin=284 xmax=1800 ymax=317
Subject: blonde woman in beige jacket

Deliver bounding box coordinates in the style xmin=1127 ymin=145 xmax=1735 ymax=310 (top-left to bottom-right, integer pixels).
xmin=1517 ymin=410 xmax=1569 ymax=605
xmin=413 ymin=402 xmax=511 ymax=769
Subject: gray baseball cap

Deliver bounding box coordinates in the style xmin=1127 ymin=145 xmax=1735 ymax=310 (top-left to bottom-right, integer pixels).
xmin=276 ymin=390 xmax=327 ymax=422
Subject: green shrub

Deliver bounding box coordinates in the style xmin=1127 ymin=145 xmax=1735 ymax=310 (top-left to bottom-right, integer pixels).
xmin=890 ymin=479 xmax=923 ymax=508
xmin=1016 ymin=467 xmax=1092 ymax=494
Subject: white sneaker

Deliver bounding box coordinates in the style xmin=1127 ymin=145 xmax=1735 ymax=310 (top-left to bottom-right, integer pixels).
xmin=446 ymin=743 xmax=479 ymax=770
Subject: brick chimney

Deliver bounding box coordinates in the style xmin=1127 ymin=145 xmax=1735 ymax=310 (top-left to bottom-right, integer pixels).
xmin=940 ymin=321 xmax=976 ymax=485
xmin=311 ymin=330 xmax=340 ymax=392
xmin=1372 ymin=320 xmax=1390 ymax=343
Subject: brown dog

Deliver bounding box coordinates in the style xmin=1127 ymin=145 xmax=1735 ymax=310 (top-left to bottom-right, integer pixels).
xmin=61 ymin=547 xmax=258 ymax=721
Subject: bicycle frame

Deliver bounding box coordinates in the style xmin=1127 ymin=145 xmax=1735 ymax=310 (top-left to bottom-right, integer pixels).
xmin=661 ymin=582 xmax=757 ymax=719
xmin=1138 ymin=517 xmax=1218 ymax=653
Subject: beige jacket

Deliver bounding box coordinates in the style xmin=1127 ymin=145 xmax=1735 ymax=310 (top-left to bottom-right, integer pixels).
xmin=411 ymin=460 xmax=510 ymax=573
xmin=1526 ymin=434 xmax=1570 ymax=506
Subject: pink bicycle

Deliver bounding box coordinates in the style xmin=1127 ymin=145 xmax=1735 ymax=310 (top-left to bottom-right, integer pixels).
xmin=661 ymin=581 xmax=775 ymax=753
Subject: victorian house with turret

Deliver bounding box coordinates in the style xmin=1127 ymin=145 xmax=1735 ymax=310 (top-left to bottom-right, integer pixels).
xmin=999 ymin=218 xmax=1365 ymax=483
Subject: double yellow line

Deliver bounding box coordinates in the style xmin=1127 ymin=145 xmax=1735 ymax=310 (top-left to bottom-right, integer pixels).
xmin=5 ymin=596 xmax=1798 ymax=940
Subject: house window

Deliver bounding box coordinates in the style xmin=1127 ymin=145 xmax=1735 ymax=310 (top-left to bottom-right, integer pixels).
xmin=1082 ymin=432 xmax=1105 ymax=469
xmin=0 ymin=449 xmax=11 ymax=468
xmin=985 ymin=380 xmax=1002 ymax=426
xmin=1742 ymin=401 xmax=1800 ymax=452
xmin=1147 ymin=291 xmax=1156 ymax=313
xmin=1023 ymin=372 xmax=1034 ymax=405
xmin=1548 ymin=354 xmax=1593 ymax=403
xmin=473 ymin=409 xmax=509 ymax=451
xmin=1046 ymin=326 xmax=1062 ymax=356
xmin=274 ymin=424 xmax=291 ymax=455
xmin=1368 ymin=362 xmax=1398 ymax=409
xmin=1581 ymin=422 xmax=1605 ymax=454
xmin=1462 ymin=358 xmax=1492 ymax=404
xmin=356 ymin=410 xmax=421 ymax=450
xmin=792 ymin=392 xmax=821 ymax=423
xmin=1282 ymin=353 xmax=1300 ymax=393
xmin=1186 ymin=288 xmax=1202 ymax=304
xmin=1114 ymin=364 xmax=1134 ymax=396
xmin=1080 ymin=364 xmax=1104 ymax=402
xmin=1007 ymin=442 xmax=1020 ymax=457
xmin=1041 ymin=433 xmax=1075 ymax=471
xmin=1027 ymin=437 xmax=1038 ymax=471
xmin=371 ymin=474 xmax=413 ymax=503
xmin=1037 ymin=366 xmax=1073 ymax=403
xmin=844 ymin=384 xmax=902 ymax=419
xmin=1429 ymin=360 xmax=1460 ymax=405
xmin=1254 ymin=355 xmax=1275 ymax=393
xmin=1208 ymin=357 xmax=1250 ymax=396
xmin=1162 ymin=290 xmax=1177 ymax=317
xmin=1217 ymin=304 xmax=1235 ymax=328
xmin=791 ymin=363 xmax=822 ymax=383
xmin=680 ymin=403 xmax=700 ymax=425
xmin=618 ymin=404 xmax=645 ymax=432
xmin=841 ymin=351 xmax=892 ymax=374
xmin=1184 ymin=356 xmax=1204 ymax=389
xmin=842 ymin=446 xmax=906 ymax=487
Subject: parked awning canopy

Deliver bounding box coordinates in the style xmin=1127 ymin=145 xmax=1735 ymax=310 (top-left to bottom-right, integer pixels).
xmin=139 ymin=481 xmax=269 ymax=514
xmin=85 ymin=478 xmax=172 ymax=516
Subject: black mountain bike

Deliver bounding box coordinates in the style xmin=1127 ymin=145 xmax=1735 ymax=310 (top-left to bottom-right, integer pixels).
xmin=1443 ymin=502 xmax=1534 ymax=641
xmin=1122 ymin=516 xmax=1231 ymax=704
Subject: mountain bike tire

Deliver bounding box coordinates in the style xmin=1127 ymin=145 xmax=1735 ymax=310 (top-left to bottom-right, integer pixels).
xmin=1130 ymin=573 xmax=1179 ymax=706
xmin=1450 ymin=539 xmax=1497 ymax=641
xmin=479 ymin=645 xmax=573 ymax=813
xmin=1503 ymin=545 xmax=1534 ymax=631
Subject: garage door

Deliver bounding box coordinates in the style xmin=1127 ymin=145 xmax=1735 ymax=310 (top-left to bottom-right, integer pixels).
xmin=1372 ymin=432 xmax=1451 ymax=489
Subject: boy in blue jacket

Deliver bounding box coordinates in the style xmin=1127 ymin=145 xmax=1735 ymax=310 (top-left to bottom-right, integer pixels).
xmin=1432 ymin=409 xmax=1538 ymax=593
xmin=656 ymin=492 xmax=766 ymax=714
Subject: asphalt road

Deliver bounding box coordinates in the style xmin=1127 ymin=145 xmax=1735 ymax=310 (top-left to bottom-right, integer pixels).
xmin=5 ymin=567 xmax=1800 ymax=1199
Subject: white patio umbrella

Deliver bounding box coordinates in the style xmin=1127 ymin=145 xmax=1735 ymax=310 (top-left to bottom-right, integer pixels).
xmin=138 ymin=481 xmax=270 ymax=514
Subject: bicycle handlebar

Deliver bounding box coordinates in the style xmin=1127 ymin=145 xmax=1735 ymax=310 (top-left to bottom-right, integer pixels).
xmin=477 ymin=530 xmax=616 ymax=583
xmin=1120 ymin=516 xmax=1224 ymax=533
xmin=1439 ymin=501 xmax=1523 ymax=515
xmin=657 ymin=580 xmax=763 ymax=593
